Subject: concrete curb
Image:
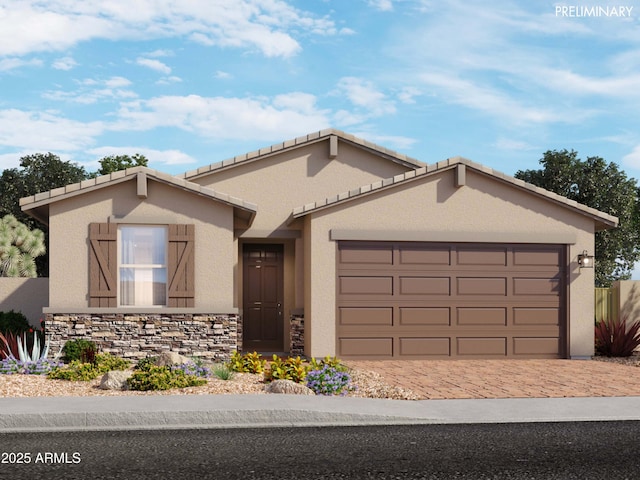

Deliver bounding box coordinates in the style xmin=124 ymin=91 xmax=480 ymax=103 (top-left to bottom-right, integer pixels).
xmin=2 ymin=395 xmax=640 ymax=432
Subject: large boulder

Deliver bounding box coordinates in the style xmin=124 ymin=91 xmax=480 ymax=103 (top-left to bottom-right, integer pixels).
xmin=154 ymin=352 xmax=190 ymax=367
xmin=265 ymin=379 xmax=315 ymax=395
xmin=99 ymin=370 xmax=133 ymax=390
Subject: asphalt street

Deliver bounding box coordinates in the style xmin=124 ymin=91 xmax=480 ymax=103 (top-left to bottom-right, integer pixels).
xmin=1 ymin=421 xmax=639 ymax=479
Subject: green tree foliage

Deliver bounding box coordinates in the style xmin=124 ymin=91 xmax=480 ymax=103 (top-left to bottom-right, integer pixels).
xmin=0 ymin=215 xmax=46 ymax=277
xmin=0 ymin=153 xmax=89 ymax=276
xmin=94 ymin=154 xmax=148 ymax=176
xmin=515 ymin=150 xmax=640 ymax=287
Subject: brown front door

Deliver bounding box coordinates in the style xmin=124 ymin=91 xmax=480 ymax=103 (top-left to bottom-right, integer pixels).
xmin=243 ymin=244 xmax=284 ymax=352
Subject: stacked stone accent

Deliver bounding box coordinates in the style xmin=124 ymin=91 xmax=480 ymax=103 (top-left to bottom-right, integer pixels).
xmin=289 ymin=314 xmax=304 ymax=357
xmin=44 ymin=313 xmax=240 ymax=362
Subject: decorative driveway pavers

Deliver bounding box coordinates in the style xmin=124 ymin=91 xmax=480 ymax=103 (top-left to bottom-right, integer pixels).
xmin=347 ymin=360 xmax=640 ymax=399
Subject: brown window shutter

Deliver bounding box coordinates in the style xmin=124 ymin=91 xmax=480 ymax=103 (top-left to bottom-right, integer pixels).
xmin=168 ymin=224 xmax=195 ymax=307
xmin=88 ymin=223 xmax=117 ymax=307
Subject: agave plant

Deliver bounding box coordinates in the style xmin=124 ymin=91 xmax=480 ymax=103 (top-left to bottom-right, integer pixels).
xmin=0 ymin=330 xmax=62 ymax=363
xmin=595 ymin=314 xmax=640 ymax=357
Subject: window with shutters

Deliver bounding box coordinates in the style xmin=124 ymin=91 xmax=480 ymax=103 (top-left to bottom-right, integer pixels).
xmin=118 ymin=226 xmax=167 ymax=306
xmin=89 ymin=223 xmax=195 ymax=308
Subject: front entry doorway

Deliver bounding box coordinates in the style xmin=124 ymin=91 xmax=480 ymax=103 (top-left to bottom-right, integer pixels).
xmin=242 ymin=244 xmax=284 ymax=352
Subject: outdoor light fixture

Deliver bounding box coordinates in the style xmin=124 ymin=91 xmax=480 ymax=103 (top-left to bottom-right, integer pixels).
xmin=577 ymin=250 xmax=594 ymax=268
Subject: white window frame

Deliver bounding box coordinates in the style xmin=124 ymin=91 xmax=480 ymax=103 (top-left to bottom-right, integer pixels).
xmin=117 ymin=225 xmax=168 ymax=307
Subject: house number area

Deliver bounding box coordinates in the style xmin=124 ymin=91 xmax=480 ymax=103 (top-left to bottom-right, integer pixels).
xmin=1 ymin=452 xmax=81 ymax=464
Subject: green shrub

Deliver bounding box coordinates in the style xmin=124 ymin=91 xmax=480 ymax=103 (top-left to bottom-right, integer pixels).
xmin=228 ymin=351 xmax=266 ymax=374
xmin=309 ymin=355 xmax=348 ymax=373
xmin=127 ymin=365 xmax=207 ymax=391
xmin=48 ymin=353 xmax=130 ymax=381
xmin=62 ymin=339 xmax=97 ymax=363
xmin=212 ymin=363 xmax=235 ymax=381
xmin=134 ymin=356 xmax=156 ymax=371
xmin=264 ymin=355 xmax=307 ymax=383
xmin=0 ymin=310 xmax=30 ymax=335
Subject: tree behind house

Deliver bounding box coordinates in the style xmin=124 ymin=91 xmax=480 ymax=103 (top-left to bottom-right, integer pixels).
xmin=515 ymin=149 xmax=640 ymax=287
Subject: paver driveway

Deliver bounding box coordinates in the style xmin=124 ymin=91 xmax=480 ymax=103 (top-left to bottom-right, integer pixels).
xmin=347 ymin=359 xmax=640 ymax=399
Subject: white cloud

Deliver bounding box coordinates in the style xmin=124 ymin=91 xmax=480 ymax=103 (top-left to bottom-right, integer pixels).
xmin=147 ymin=49 xmax=173 ymax=58
xmin=368 ymin=0 xmax=394 ymax=12
xmin=112 ymin=93 xmax=331 ymax=140
xmin=87 ymin=146 xmax=197 ymax=166
xmin=43 ymin=76 xmax=136 ymax=104
xmin=494 ymin=138 xmax=536 ymax=151
xmin=215 ymin=70 xmax=232 ymax=79
xmin=156 ymin=76 xmax=182 ymax=85
xmin=0 ymin=1 xmax=338 ymax=59
xmin=397 ymin=86 xmax=422 ymax=104
xmin=622 ymin=145 xmax=640 ymax=169
xmin=137 ymin=57 xmax=171 ymax=74
xmin=52 ymin=56 xmax=77 ymax=70
xmin=336 ymin=77 xmax=396 ymax=116
xmin=418 ymin=72 xmax=585 ymax=125
xmin=0 ymin=109 xmax=103 ymax=151
xmin=0 ymin=57 xmax=42 ymax=71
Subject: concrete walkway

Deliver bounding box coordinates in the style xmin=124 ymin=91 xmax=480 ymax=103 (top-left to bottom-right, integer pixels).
xmin=2 ymin=394 xmax=640 ymax=432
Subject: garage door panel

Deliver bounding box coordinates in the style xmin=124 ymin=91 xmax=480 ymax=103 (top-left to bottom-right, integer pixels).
xmin=513 ymin=337 xmax=559 ymax=356
xmin=340 ymin=276 xmax=393 ymax=295
xmin=400 ymin=307 xmax=450 ymax=326
xmin=457 ymin=277 xmax=506 ymax=296
xmin=457 ymin=337 xmax=507 ymax=356
xmin=513 ymin=308 xmax=560 ymax=325
xmin=399 ymin=247 xmax=450 ymax=265
xmin=457 ymin=248 xmax=507 ymax=266
xmin=339 ymin=337 xmax=393 ymax=357
xmin=399 ymin=277 xmax=450 ymax=295
xmin=513 ymin=278 xmax=561 ymax=295
xmin=339 ymin=245 xmax=393 ymax=264
xmin=457 ymin=308 xmax=507 ymax=326
xmin=337 ymin=242 xmax=565 ymax=359
xmin=339 ymin=307 xmax=393 ymax=326
xmin=513 ymin=248 xmax=561 ymax=266
xmin=400 ymin=337 xmax=450 ymax=356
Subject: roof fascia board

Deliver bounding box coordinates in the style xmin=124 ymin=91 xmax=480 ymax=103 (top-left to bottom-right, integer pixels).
xmin=181 ymin=129 xmax=425 ymax=180
xmin=292 ymin=160 xmax=618 ymax=230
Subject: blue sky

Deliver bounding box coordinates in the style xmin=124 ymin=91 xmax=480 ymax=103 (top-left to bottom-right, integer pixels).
xmin=1 ymin=0 xmax=639 ymax=180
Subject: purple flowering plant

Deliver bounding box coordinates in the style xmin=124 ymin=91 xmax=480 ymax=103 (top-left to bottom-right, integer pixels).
xmin=0 ymin=356 xmax=63 ymax=375
xmin=170 ymin=361 xmax=212 ymax=378
xmin=306 ymin=364 xmax=354 ymax=396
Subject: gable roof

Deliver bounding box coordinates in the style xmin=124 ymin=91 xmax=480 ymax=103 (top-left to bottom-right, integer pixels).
xmin=291 ymin=156 xmax=619 ymax=231
xmin=180 ymin=128 xmax=425 ymax=180
xmin=20 ymin=166 xmax=257 ymax=226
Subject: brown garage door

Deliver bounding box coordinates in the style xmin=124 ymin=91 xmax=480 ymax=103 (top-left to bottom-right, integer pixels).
xmin=336 ymin=242 xmax=566 ymax=359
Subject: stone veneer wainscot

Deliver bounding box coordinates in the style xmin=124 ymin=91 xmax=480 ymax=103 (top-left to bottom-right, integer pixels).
xmin=45 ymin=313 xmax=240 ymax=361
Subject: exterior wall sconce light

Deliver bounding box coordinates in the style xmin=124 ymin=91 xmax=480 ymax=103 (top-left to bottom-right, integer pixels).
xmin=577 ymin=250 xmax=594 ymax=268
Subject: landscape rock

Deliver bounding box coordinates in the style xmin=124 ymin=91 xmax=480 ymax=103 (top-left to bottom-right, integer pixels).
xmin=154 ymin=352 xmax=190 ymax=367
xmin=264 ymin=379 xmax=315 ymax=395
xmin=99 ymin=370 xmax=133 ymax=390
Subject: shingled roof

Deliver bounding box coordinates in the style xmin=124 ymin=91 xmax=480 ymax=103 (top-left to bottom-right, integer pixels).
xmin=180 ymin=128 xmax=425 ymax=180
xmin=290 ymin=156 xmax=619 ymax=231
xmin=20 ymin=166 xmax=257 ymax=226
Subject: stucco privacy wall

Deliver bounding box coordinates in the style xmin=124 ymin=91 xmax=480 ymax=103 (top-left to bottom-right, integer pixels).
xmin=47 ymin=179 xmax=236 ymax=311
xmin=304 ymin=167 xmax=596 ymax=358
xmin=0 ymin=278 xmax=49 ymax=327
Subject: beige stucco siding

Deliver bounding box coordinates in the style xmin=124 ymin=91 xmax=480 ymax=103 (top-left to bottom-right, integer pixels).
xmin=48 ymin=179 xmax=236 ymax=311
xmin=304 ymin=168 xmax=596 ymax=358
xmin=192 ymin=141 xmax=412 ymax=234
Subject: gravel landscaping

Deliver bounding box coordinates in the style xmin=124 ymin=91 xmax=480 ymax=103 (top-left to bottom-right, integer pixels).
xmin=0 ymin=364 xmax=421 ymax=400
